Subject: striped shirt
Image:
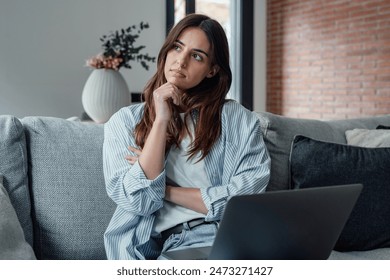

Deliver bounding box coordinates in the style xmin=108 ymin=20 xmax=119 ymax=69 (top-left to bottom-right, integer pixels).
xmin=153 ymin=114 xmax=207 ymax=234
xmin=103 ymin=100 xmax=271 ymax=259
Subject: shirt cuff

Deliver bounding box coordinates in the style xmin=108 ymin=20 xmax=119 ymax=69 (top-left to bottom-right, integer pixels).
xmin=123 ymin=160 xmax=166 ymax=202
xmin=200 ymin=185 xmax=229 ymax=220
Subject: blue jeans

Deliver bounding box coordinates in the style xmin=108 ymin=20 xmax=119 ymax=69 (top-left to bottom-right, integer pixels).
xmin=156 ymin=222 xmax=219 ymax=260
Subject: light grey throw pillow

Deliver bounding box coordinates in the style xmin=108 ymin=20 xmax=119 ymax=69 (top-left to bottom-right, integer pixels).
xmin=0 ymin=115 xmax=33 ymax=245
xmin=22 ymin=117 xmax=116 ymax=259
xmin=0 ymin=175 xmax=36 ymax=260
xmin=346 ymin=129 xmax=390 ymax=147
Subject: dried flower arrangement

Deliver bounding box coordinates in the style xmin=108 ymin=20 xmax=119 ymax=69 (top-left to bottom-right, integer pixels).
xmin=86 ymin=22 xmax=156 ymax=71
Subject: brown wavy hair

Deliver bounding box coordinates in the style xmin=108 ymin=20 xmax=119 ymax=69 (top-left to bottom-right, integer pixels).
xmin=134 ymin=14 xmax=232 ymax=160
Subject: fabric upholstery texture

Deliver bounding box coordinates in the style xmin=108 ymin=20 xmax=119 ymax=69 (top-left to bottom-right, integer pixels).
xmin=346 ymin=128 xmax=390 ymax=147
xmin=290 ymin=135 xmax=390 ymax=251
xmin=22 ymin=117 xmax=116 ymax=260
xmin=329 ymin=247 xmax=390 ymax=260
xmin=255 ymin=112 xmax=390 ymax=192
xmin=0 ymin=115 xmax=33 ymax=246
xmin=0 ymin=175 xmax=36 ymax=260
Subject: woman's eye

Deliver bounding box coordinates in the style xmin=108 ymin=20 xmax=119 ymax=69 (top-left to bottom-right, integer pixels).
xmin=192 ymin=53 xmax=202 ymax=61
xmin=174 ymin=44 xmax=181 ymax=51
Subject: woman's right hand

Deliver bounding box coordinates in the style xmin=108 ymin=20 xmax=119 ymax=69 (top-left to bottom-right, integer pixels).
xmin=135 ymin=83 xmax=183 ymax=180
xmin=153 ymin=82 xmax=182 ymax=122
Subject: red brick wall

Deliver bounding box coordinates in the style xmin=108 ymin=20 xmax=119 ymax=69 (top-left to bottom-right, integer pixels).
xmin=267 ymin=0 xmax=390 ymax=119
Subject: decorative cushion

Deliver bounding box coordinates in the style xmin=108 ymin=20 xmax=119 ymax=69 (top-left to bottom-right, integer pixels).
xmin=377 ymin=125 xmax=390 ymax=129
xmin=0 ymin=175 xmax=36 ymax=259
xmin=22 ymin=116 xmax=116 ymax=259
xmin=255 ymin=112 xmax=390 ymax=192
xmin=0 ymin=115 xmax=33 ymax=246
xmin=346 ymin=129 xmax=390 ymax=147
xmin=290 ymin=135 xmax=390 ymax=251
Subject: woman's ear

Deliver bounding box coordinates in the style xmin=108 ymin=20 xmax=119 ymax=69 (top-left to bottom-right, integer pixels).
xmin=207 ymin=65 xmax=220 ymax=78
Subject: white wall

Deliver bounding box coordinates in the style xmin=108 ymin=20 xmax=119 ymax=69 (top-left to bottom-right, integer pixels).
xmin=253 ymin=0 xmax=267 ymax=112
xmin=0 ymin=0 xmax=165 ymax=118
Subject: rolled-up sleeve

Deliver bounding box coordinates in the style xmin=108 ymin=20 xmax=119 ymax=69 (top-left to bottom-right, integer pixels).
xmin=200 ymin=103 xmax=271 ymax=221
xmin=103 ymin=106 xmax=165 ymax=216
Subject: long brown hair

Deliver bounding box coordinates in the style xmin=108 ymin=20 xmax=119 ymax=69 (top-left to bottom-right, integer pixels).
xmin=134 ymin=14 xmax=232 ymax=160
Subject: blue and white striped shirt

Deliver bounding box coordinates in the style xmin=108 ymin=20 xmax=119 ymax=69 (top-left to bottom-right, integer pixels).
xmin=103 ymin=100 xmax=271 ymax=259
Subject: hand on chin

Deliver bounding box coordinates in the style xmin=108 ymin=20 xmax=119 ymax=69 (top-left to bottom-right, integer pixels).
xmin=159 ymin=79 xmax=186 ymax=112
xmin=167 ymin=76 xmax=186 ymax=90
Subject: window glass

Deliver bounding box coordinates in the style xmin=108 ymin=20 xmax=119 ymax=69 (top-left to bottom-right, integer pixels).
xmin=174 ymin=0 xmax=186 ymax=24
xmin=195 ymin=0 xmax=231 ymax=39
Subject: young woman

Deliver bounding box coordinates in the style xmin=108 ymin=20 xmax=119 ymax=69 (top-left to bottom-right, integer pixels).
xmin=103 ymin=14 xmax=270 ymax=260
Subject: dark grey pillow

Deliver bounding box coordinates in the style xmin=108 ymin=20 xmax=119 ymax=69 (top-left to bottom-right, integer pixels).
xmin=377 ymin=125 xmax=390 ymax=129
xmin=290 ymin=135 xmax=390 ymax=251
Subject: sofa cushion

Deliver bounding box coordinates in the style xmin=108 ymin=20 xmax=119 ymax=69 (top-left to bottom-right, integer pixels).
xmin=377 ymin=125 xmax=390 ymax=129
xmin=290 ymin=135 xmax=390 ymax=251
xmin=255 ymin=112 xmax=390 ymax=192
xmin=22 ymin=117 xmax=116 ymax=260
xmin=329 ymin=247 xmax=390 ymax=260
xmin=346 ymin=129 xmax=390 ymax=147
xmin=0 ymin=115 xmax=33 ymax=246
xmin=0 ymin=175 xmax=36 ymax=260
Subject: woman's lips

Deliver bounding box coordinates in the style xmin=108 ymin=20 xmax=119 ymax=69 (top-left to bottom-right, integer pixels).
xmin=170 ymin=69 xmax=186 ymax=78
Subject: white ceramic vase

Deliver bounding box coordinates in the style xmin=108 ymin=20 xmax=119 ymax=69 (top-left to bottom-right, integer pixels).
xmin=82 ymin=69 xmax=131 ymax=123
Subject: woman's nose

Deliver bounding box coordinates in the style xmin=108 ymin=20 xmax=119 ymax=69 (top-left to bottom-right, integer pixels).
xmin=177 ymin=58 xmax=184 ymax=65
xmin=176 ymin=56 xmax=187 ymax=68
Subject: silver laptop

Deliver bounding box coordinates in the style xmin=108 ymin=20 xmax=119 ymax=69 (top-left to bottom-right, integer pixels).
xmin=161 ymin=184 xmax=363 ymax=260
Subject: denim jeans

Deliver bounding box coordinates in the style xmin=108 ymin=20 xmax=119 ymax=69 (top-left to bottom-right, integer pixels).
xmin=156 ymin=222 xmax=219 ymax=260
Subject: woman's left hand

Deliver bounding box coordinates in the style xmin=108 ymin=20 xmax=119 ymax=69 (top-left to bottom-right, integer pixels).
xmin=125 ymin=146 xmax=142 ymax=165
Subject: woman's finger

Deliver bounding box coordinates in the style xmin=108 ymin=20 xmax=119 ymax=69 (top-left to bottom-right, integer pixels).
xmin=125 ymin=155 xmax=138 ymax=164
xmin=128 ymin=146 xmax=142 ymax=156
xmin=170 ymin=83 xmax=183 ymax=106
xmin=154 ymin=83 xmax=182 ymax=104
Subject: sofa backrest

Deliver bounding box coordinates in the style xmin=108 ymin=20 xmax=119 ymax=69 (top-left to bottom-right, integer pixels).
xmin=3 ymin=112 xmax=390 ymax=259
xmin=21 ymin=117 xmax=116 ymax=260
xmin=0 ymin=116 xmax=33 ymax=246
xmin=256 ymin=112 xmax=390 ymax=192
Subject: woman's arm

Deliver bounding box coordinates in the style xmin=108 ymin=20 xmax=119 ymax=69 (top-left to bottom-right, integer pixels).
xmin=165 ymin=186 xmax=208 ymax=214
xmin=136 ymin=82 xmax=182 ymax=180
xmin=103 ymin=82 xmax=183 ymax=216
xmin=124 ymin=103 xmax=270 ymax=219
xmin=200 ymin=107 xmax=271 ymax=221
xmin=103 ymin=106 xmax=166 ymax=216
xmin=137 ymin=119 xmax=168 ymax=179
xmin=126 ymin=146 xmax=207 ymax=214
xmin=168 ymin=117 xmax=270 ymax=218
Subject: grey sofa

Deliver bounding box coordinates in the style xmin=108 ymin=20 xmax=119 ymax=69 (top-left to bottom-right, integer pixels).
xmin=0 ymin=111 xmax=389 ymax=260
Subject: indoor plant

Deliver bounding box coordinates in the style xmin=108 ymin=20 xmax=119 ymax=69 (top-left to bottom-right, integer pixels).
xmin=82 ymin=22 xmax=156 ymax=123
xmin=86 ymin=22 xmax=156 ymax=71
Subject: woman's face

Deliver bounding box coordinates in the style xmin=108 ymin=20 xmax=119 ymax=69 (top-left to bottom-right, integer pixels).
xmin=164 ymin=27 xmax=216 ymax=91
